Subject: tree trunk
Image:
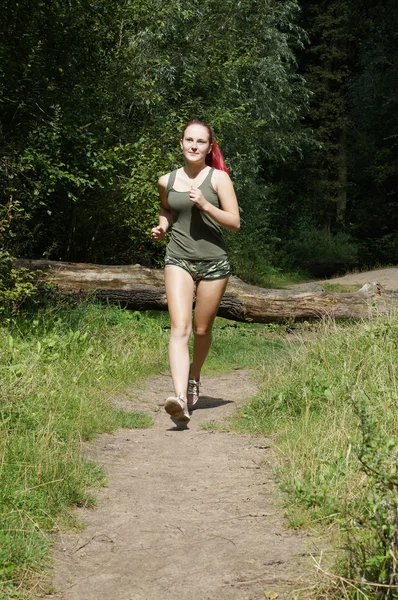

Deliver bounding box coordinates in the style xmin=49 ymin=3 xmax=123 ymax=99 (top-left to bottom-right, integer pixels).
xmin=336 ymin=120 xmax=347 ymax=223
xmin=17 ymin=259 xmax=398 ymax=323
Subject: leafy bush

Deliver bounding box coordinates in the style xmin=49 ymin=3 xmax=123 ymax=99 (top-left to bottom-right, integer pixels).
xmin=346 ymin=395 xmax=398 ymax=597
xmin=0 ymin=251 xmax=38 ymax=315
xmin=0 ymin=0 xmax=308 ymax=264
xmin=358 ymin=234 xmax=398 ymax=266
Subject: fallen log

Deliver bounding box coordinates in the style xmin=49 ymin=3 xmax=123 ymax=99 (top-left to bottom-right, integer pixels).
xmin=16 ymin=259 xmax=398 ymax=323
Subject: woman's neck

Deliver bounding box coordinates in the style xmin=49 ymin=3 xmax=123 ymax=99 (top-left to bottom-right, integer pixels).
xmin=182 ymin=163 xmax=208 ymax=180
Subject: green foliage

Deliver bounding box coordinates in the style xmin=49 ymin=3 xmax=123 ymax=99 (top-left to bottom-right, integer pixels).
xmin=273 ymin=0 xmax=398 ymax=268
xmin=0 ymin=0 xmax=308 ymax=265
xmin=0 ymin=252 xmax=38 ymax=314
xmin=1 ymin=0 xmax=397 ymax=276
xmin=266 ymin=0 xmax=355 ymax=239
xmin=347 ymin=0 xmax=398 ymax=264
xmin=347 ymin=395 xmax=398 ymax=596
xmin=286 ymin=226 xmax=358 ymax=265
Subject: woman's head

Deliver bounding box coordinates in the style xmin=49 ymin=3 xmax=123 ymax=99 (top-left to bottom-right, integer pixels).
xmin=180 ymin=120 xmax=229 ymax=173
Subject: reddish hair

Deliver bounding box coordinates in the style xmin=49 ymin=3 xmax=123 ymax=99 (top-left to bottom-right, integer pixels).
xmin=181 ymin=120 xmax=229 ymax=174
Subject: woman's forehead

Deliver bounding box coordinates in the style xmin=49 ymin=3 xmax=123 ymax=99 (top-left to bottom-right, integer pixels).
xmin=183 ymin=124 xmax=210 ymax=140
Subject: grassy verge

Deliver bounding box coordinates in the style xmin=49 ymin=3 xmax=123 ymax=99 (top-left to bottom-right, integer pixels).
xmin=238 ymin=264 xmax=309 ymax=289
xmin=204 ymin=318 xmax=288 ymax=373
xmin=0 ymin=301 xmax=171 ymax=598
xmin=231 ymin=315 xmax=398 ymax=598
xmin=9 ymin=290 xmax=396 ymax=599
xmin=321 ymin=283 xmax=362 ymax=293
xmin=246 ymin=265 xmax=309 ymax=289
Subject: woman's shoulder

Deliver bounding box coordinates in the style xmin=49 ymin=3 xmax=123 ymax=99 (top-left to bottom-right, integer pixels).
xmin=158 ymin=172 xmax=170 ymax=188
xmin=158 ymin=168 xmax=180 ymax=189
xmin=211 ymin=168 xmax=230 ymax=178
xmin=211 ymin=168 xmax=231 ymax=189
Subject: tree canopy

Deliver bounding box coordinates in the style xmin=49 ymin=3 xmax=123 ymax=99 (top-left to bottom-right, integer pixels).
xmin=1 ymin=0 xmax=397 ymax=276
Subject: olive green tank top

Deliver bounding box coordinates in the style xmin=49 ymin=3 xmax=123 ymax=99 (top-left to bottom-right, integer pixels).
xmin=165 ymin=168 xmax=228 ymax=261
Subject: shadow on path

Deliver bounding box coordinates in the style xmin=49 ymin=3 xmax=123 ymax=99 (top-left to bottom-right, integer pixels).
xmin=190 ymin=395 xmax=233 ymax=410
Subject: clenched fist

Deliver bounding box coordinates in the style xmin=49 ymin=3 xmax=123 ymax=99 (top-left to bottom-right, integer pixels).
xmin=151 ymin=225 xmax=166 ymax=241
xmin=189 ymin=187 xmax=209 ymax=211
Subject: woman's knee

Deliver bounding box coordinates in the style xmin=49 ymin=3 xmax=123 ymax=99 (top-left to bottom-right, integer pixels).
xmin=193 ymin=324 xmax=212 ymax=337
xmin=170 ymin=322 xmax=192 ymax=341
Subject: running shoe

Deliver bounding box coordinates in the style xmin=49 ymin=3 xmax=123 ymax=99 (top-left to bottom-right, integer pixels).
xmin=187 ymin=377 xmax=200 ymax=408
xmin=164 ymin=394 xmax=190 ymax=423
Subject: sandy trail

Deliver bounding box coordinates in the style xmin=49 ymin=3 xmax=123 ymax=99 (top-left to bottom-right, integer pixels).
xmin=45 ymin=369 xmax=317 ymax=600
xmin=320 ymin=267 xmax=398 ymax=290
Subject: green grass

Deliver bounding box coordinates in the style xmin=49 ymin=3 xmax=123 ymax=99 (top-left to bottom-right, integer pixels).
xmin=204 ymin=318 xmax=288 ymax=372
xmin=322 ymin=282 xmax=362 ymax=293
xmin=250 ymin=266 xmax=309 ymax=289
xmin=0 ymin=301 xmax=169 ymax=597
xmin=228 ymin=245 xmax=310 ymax=289
xmin=237 ymin=264 xmax=309 ymax=289
xmin=231 ymin=314 xmax=398 ymax=598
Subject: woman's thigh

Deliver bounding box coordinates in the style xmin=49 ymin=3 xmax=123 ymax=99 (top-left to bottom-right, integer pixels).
xmin=194 ymin=277 xmax=229 ymax=333
xmin=164 ymin=266 xmax=195 ymax=329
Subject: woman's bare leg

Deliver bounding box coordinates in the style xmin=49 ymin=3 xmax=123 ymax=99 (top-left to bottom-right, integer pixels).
xmin=164 ymin=266 xmax=195 ymax=400
xmin=190 ymin=277 xmax=229 ymax=379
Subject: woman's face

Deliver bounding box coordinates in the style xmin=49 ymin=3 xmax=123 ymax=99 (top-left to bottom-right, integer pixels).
xmin=180 ymin=124 xmax=212 ymax=165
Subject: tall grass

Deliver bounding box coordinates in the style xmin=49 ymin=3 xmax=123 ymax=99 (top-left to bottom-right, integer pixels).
xmin=0 ymin=302 xmax=169 ymax=598
xmin=232 ymin=315 xmax=398 ymax=598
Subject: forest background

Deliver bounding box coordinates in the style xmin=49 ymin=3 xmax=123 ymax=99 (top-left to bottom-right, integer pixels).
xmin=1 ymin=0 xmax=397 ymax=282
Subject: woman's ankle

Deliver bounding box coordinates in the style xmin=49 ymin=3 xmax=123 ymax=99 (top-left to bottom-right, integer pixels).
xmin=189 ymin=363 xmax=201 ymax=381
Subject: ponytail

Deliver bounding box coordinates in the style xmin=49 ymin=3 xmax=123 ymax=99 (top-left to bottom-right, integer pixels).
xmin=205 ymin=139 xmax=229 ymax=174
xmin=181 ymin=120 xmax=229 ymax=174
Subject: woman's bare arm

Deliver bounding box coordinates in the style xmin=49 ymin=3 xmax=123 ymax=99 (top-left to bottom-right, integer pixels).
xmin=151 ymin=174 xmax=174 ymax=241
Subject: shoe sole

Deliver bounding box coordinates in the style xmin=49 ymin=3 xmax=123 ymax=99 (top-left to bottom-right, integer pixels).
xmin=165 ymin=397 xmax=190 ymax=423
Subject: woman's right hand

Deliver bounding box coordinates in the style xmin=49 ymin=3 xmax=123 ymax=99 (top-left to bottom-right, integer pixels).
xmin=151 ymin=225 xmax=166 ymax=241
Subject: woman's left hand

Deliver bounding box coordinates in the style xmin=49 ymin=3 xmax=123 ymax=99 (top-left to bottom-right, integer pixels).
xmin=189 ymin=187 xmax=209 ymax=210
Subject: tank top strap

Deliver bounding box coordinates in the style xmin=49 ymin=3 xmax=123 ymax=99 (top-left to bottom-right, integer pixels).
xmin=204 ymin=167 xmax=215 ymax=184
xmin=166 ymin=170 xmax=177 ymax=195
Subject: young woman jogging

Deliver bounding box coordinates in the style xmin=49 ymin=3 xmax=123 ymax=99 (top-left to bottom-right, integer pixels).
xmin=151 ymin=120 xmax=240 ymax=425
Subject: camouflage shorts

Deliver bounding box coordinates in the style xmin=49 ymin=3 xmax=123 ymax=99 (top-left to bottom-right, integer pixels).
xmin=164 ymin=256 xmax=231 ymax=281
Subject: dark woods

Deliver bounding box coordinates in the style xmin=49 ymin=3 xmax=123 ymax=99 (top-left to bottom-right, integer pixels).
xmin=1 ymin=0 xmax=397 ymax=278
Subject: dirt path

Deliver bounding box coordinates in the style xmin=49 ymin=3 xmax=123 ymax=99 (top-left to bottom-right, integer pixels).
xmin=45 ymin=370 xmax=317 ymax=600
xmin=320 ymin=267 xmax=398 ymax=290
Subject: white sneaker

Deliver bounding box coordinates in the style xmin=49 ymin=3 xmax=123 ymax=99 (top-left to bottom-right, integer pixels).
xmin=164 ymin=394 xmax=190 ymax=423
xmin=187 ymin=378 xmax=200 ymax=408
